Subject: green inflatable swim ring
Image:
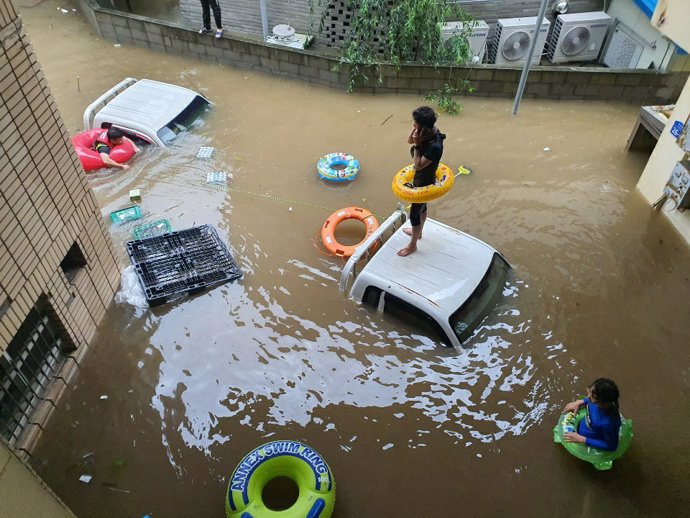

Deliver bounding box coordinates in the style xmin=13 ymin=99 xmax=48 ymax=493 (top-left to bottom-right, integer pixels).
xmin=226 ymin=440 xmax=335 ymax=518
xmin=553 ymin=408 xmax=633 ymax=470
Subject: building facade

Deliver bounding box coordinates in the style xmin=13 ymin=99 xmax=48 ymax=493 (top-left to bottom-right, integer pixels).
xmin=636 ymin=0 xmax=690 ymax=243
xmin=0 ymin=0 xmax=119 ymax=460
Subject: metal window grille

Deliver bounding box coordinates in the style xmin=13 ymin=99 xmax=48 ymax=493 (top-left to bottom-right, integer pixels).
xmin=0 ymin=302 xmax=67 ymax=446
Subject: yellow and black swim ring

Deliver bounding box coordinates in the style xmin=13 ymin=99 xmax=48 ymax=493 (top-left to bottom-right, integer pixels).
xmin=391 ymin=163 xmax=454 ymax=203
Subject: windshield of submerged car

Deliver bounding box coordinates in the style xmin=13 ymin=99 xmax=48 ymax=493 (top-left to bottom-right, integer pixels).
xmin=449 ymin=253 xmax=510 ymax=345
xmin=157 ymin=96 xmax=209 ymax=144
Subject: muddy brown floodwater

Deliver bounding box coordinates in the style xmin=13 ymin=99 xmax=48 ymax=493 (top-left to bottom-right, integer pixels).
xmin=17 ymin=1 xmax=690 ymax=517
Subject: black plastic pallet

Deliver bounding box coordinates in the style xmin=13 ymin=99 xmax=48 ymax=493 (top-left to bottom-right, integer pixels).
xmin=126 ymin=225 xmax=242 ymax=306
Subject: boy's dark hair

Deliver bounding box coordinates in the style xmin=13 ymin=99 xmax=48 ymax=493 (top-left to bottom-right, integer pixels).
xmin=107 ymin=127 xmax=124 ymax=140
xmin=412 ymin=106 xmax=437 ymax=129
xmin=590 ymin=378 xmax=620 ymax=413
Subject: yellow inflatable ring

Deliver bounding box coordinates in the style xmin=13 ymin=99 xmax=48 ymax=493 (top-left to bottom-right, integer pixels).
xmin=226 ymin=440 xmax=335 ymax=518
xmin=391 ymin=163 xmax=454 ymax=203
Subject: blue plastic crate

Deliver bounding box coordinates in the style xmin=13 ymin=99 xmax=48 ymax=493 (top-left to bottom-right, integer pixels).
xmin=110 ymin=205 xmax=142 ymax=225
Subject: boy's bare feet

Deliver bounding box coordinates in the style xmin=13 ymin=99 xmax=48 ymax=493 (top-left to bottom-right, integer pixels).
xmin=397 ymin=244 xmax=417 ymax=256
xmin=403 ymin=227 xmax=422 ymax=239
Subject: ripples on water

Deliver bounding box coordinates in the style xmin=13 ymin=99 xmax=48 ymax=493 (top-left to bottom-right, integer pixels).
xmin=140 ymin=269 xmax=572 ymax=472
xmin=99 ymin=112 xmax=582 ymax=470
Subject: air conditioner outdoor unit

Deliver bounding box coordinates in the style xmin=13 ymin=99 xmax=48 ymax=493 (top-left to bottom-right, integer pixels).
xmin=546 ymin=11 xmax=611 ymax=63
xmin=489 ymin=17 xmax=551 ymax=65
xmin=600 ymin=21 xmax=646 ymax=69
xmin=441 ymin=20 xmax=489 ymax=63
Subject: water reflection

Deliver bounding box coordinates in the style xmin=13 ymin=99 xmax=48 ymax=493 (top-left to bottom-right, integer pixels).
xmin=145 ymin=274 xmax=569 ymax=471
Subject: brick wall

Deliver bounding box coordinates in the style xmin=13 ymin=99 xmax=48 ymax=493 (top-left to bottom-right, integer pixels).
xmin=0 ymin=0 xmax=120 ymax=455
xmin=76 ymin=0 xmax=688 ymax=103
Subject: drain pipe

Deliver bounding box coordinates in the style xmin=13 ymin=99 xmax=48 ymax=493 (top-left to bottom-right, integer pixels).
xmin=512 ymin=0 xmax=549 ymax=116
xmin=259 ymin=0 xmax=269 ymax=41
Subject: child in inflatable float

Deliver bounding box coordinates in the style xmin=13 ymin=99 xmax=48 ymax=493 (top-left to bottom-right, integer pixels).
xmin=72 ymin=127 xmax=140 ymax=172
xmin=92 ymin=128 xmax=140 ymax=170
xmin=555 ymin=377 xmax=633 ymax=470
xmin=563 ymin=378 xmax=621 ymax=451
xmin=398 ymin=106 xmax=446 ymax=257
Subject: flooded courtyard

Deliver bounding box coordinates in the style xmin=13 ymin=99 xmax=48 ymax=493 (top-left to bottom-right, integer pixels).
xmin=18 ymin=1 xmax=690 ymax=517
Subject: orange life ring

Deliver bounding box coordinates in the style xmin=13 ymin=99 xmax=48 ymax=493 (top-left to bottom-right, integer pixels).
xmin=321 ymin=207 xmax=379 ymax=258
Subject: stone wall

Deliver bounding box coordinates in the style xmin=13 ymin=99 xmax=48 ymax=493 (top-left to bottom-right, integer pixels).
xmin=1 ymin=1 xmax=120 ymax=455
xmin=76 ymin=0 xmax=688 ymax=103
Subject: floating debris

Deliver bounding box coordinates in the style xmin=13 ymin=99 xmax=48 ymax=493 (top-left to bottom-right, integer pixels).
xmin=197 ymin=146 xmax=214 ymax=159
xmin=110 ymin=206 xmax=142 ymax=225
xmin=206 ymin=171 xmax=227 ymax=184
xmin=79 ymin=475 xmax=92 ymax=484
xmin=112 ymin=458 xmax=126 ymax=468
xmin=132 ymin=219 xmax=172 ymax=240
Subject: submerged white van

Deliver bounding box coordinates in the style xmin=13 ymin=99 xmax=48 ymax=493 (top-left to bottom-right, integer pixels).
xmin=82 ymin=78 xmax=211 ymax=146
xmin=339 ymin=206 xmax=511 ymax=348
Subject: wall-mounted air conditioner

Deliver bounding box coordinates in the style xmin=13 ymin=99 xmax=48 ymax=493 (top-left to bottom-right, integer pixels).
xmin=441 ymin=20 xmax=489 ymax=63
xmin=600 ymin=21 xmax=647 ymax=69
xmin=489 ymin=17 xmax=551 ymax=65
xmin=547 ymin=11 xmax=611 ymax=63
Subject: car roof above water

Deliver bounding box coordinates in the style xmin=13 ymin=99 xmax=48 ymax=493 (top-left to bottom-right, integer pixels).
xmin=92 ymin=79 xmax=204 ymax=138
xmin=351 ymin=218 xmax=497 ymax=318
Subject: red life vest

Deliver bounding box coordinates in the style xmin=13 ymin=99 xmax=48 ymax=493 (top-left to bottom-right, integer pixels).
xmin=92 ymin=130 xmax=112 ymax=152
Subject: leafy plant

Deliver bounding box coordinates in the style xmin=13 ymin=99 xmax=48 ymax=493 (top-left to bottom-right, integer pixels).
xmin=308 ymin=0 xmax=478 ymax=111
xmin=425 ymin=80 xmax=475 ymax=115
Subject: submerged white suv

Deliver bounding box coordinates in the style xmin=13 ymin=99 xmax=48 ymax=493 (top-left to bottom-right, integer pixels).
xmin=82 ymin=78 xmax=211 ymax=146
xmin=339 ymin=206 xmax=511 ymax=348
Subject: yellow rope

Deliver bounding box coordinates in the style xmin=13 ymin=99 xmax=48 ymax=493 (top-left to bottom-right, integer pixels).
xmin=162 ymin=165 xmax=472 ymax=219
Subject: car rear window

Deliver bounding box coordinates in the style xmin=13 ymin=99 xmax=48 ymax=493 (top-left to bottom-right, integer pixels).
xmin=449 ymin=253 xmax=510 ymax=345
xmin=380 ymin=292 xmax=453 ymax=347
xmin=157 ymin=96 xmax=209 ymax=144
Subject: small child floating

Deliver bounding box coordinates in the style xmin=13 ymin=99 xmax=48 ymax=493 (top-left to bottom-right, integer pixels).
xmin=554 ymin=408 xmax=633 ymax=470
xmin=71 ymin=128 xmax=135 ymax=171
xmin=226 ymin=440 xmax=335 ymax=518
xmin=555 ymin=378 xmax=633 ymax=471
xmin=317 ymin=152 xmax=360 ymax=182
xmin=391 ymin=163 xmax=454 ymax=203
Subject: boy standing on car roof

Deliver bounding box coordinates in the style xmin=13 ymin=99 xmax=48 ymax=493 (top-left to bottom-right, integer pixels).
xmin=398 ymin=106 xmax=446 ymax=257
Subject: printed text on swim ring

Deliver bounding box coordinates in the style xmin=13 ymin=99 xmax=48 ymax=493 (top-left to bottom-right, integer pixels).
xmin=230 ymin=441 xmax=330 ymax=493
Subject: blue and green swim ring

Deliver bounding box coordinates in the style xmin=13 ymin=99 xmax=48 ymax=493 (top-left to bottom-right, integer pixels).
xmin=553 ymin=408 xmax=633 ymax=470
xmin=317 ymin=152 xmax=360 ymax=182
xmin=226 ymin=440 xmax=335 ymax=518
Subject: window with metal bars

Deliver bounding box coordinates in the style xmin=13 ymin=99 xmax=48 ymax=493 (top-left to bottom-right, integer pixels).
xmin=0 ymin=299 xmax=67 ymax=446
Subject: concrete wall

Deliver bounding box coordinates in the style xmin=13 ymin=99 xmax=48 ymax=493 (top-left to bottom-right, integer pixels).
xmin=0 ymin=442 xmax=75 ymax=518
xmin=76 ymin=0 xmax=688 ymax=103
xmin=175 ymin=0 xmax=605 ymax=48
xmin=636 ymin=0 xmax=690 ymax=244
xmin=637 ymin=77 xmax=690 ymax=242
xmin=0 ymin=0 xmax=120 ymax=455
xmin=179 ymin=0 xmax=315 ymax=41
xmin=607 ymin=0 xmax=677 ymax=70
xmin=652 ymin=0 xmax=690 ymax=52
